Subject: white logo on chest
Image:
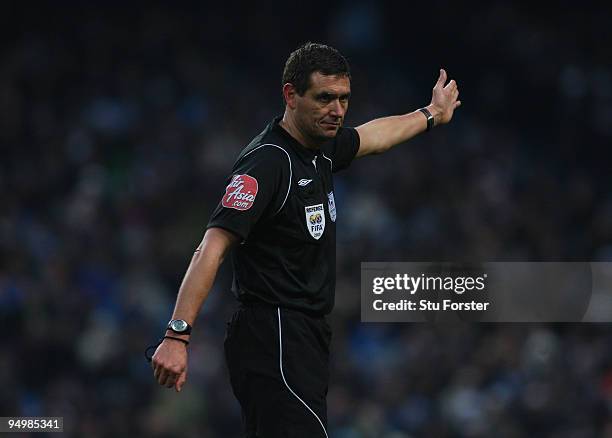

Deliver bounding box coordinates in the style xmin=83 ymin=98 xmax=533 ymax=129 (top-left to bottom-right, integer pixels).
xmin=305 ymin=204 xmax=326 ymax=240
xmin=298 ymin=178 xmax=313 ymax=186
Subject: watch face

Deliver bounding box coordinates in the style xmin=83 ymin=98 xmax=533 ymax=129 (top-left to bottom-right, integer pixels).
xmin=171 ymin=320 xmax=188 ymax=332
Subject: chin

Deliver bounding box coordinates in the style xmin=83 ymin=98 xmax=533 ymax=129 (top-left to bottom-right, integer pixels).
xmin=320 ymin=126 xmax=340 ymax=138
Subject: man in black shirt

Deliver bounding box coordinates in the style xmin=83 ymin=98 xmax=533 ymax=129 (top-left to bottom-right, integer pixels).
xmin=152 ymin=42 xmax=461 ymax=437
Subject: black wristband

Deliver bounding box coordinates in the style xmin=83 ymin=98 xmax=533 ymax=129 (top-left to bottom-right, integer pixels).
xmin=144 ymin=336 xmax=189 ymax=362
xmin=419 ymin=107 xmax=435 ymax=132
xmin=163 ymin=335 xmax=190 ymax=345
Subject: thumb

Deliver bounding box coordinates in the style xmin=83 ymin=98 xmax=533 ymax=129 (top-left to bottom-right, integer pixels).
xmin=436 ymin=68 xmax=447 ymax=87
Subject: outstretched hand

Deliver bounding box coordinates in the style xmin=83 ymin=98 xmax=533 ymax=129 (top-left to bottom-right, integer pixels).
xmin=429 ymin=69 xmax=461 ymax=125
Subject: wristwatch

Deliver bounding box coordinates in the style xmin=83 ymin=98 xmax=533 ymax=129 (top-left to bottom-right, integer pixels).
xmin=167 ymin=319 xmax=192 ymax=335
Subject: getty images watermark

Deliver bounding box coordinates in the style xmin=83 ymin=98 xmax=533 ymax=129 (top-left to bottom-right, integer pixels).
xmin=361 ymin=263 xmax=612 ymax=322
xmin=372 ymin=272 xmax=489 ymax=312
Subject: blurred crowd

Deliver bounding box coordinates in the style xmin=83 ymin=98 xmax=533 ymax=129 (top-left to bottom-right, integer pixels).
xmin=1 ymin=2 xmax=612 ymax=437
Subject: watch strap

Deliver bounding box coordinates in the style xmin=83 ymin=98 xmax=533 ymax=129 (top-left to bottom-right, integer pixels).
xmin=419 ymin=107 xmax=435 ymax=132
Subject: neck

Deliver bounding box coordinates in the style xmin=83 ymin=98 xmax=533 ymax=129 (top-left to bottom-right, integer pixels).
xmin=279 ymin=111 xmax=321 ymax=151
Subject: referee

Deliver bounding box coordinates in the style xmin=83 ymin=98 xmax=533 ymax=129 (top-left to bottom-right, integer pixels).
xmin=152 ymin=42 xmax=461 ymax=437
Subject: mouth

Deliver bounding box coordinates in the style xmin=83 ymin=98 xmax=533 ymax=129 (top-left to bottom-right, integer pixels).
xmin=320 ymin=121 xmax=340 ymax=129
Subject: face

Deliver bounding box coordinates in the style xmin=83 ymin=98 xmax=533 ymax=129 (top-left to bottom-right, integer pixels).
xmin=292 ymin=72 xmax=351 ymax=141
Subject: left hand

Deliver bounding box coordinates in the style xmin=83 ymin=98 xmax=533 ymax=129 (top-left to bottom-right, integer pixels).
xmin=428 ymin=68 xmax=461 ymax=125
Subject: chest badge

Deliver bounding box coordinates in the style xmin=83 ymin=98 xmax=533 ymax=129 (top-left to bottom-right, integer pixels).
xmin=305 ymin=204 xmax=326 ymax=240
xmin=327 ymin=191 xmax=337 ymax=222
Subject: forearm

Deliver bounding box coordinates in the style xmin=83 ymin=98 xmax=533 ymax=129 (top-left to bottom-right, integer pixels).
xmin=166 ymin=228 xmax=236 ymax=338
xmin=171 ymin=250 xmax=221 ymax=325
xmin=355 ymin=105 xmax=440 ymax=157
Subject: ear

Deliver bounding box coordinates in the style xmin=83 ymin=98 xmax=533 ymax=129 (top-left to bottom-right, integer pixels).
xmin=282 ymin=83 xmax=298 ymax=110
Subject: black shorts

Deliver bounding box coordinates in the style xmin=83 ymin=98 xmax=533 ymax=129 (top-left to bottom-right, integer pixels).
xmin=224 ymin=301 xmax=332 ymax=438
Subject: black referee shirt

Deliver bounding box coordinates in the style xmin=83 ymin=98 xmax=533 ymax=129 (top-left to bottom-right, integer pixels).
xmin=207 ymin=116 xmax=360 ymax=315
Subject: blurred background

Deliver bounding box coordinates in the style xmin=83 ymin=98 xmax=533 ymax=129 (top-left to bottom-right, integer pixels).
xmin=2 ymin=1 xmax=612 ymax=437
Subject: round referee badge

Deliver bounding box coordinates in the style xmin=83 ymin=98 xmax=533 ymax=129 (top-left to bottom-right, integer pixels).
xmin=305 ymin=204 xmax=326 ymax=240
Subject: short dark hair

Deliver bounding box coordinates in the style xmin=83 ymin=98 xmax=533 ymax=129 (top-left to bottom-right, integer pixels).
xmin=282 ymin=42 xmax=351 ymax=96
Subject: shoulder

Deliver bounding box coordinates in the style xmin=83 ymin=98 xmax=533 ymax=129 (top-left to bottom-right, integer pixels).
xmin=336 ymin=126 xmax=360 ymax=145
xmin=320 ymin=126 xmax=360 ymax=173
xmin=237 ymin=142 xmax=292 ymax=168
xmin=232 ymin=120 xmax=294 ymax=175
xmin=321 ymin=127 xmax=358 ymax=154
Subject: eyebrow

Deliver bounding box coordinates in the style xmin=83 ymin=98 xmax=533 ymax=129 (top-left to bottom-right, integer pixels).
xmin=315 ymin=91 xmax=351 ymax=100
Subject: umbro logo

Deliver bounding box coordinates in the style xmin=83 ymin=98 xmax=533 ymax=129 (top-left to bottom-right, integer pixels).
xmin=298 ymin=179 xmax=313 ymax=186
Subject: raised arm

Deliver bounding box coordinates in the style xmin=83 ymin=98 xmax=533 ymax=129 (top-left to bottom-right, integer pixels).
xmin=151 ymin=227 xmax=239 ymax=392
xmin=355 ymin=69 xmax=461 ymax=157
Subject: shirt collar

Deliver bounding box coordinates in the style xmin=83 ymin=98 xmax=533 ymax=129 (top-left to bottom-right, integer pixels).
xmin=270 ymin=115 xmax=319 ymax=163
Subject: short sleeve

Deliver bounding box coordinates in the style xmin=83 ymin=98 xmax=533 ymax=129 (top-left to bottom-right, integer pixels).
xmin=207 ymin=146 xmax=290 ymax=241
xmin=322 ymin=126 xmax=360 ymax=173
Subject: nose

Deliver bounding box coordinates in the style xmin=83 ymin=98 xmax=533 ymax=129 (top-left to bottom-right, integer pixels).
xmin=329 ymin=99 xmax=346 ymax=118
